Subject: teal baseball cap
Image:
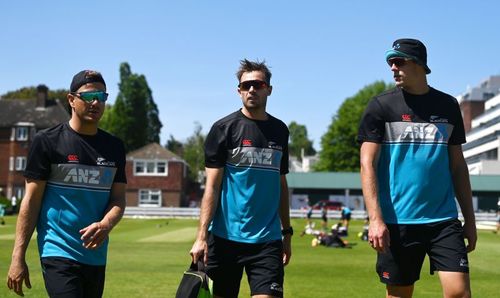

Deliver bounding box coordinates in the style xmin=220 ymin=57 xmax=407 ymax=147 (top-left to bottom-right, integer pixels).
xmin=385 ymin=38 xmax=431 ymax=74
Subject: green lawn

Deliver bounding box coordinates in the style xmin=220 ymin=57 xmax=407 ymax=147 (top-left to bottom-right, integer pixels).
xmin=1 ymin=216 xmax=499 ymax=297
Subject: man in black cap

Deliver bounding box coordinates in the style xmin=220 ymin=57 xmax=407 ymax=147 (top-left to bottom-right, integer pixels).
xmin=7 ymin=70 xmax=127 ymax=297
xmin=358 ymin=39 xmax=476 ymax=297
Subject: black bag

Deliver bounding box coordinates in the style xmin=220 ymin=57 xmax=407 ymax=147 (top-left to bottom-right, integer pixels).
xmin=175 ymin=261 xmax=213 ymax=298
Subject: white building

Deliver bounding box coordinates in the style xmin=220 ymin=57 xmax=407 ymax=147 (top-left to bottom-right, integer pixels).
xmin=463 ymin=92 xmax=500 ymax=174
xmin=456 ymin=75 xmax=500 ymax=133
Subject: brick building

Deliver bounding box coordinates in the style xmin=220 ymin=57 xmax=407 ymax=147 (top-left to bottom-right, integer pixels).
xmin=125 ymin=143 xmax=188 ymax=207
xmin=0 ymin=85 xmax=69 ymax=199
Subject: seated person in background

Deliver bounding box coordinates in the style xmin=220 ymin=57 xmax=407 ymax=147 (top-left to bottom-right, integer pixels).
xmin=332 ymin=222 xmax=348 ymax=237
xmin=358 ymin=217 xmax=370 ymax=241
xmin=312 ymin=226 xmax=349 ymax=248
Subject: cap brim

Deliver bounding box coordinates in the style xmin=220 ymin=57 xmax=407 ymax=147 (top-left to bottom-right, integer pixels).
xmin=385 ymin=50 xmax=431 ymax=74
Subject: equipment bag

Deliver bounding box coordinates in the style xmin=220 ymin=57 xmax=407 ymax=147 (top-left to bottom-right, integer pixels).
xmin=175 ymin=261 xmax=213 ymax=298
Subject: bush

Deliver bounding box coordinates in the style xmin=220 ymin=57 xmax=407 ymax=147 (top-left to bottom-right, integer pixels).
xmin=0 ymin=194 xmax=11 ymax=208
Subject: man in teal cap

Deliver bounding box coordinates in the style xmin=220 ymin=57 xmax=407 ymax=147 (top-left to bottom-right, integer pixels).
xmin=358 ymin=38 xmax=476 ymax=298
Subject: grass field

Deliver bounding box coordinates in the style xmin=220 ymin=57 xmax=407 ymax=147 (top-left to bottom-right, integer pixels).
xmin=1 ymin=216 xmax=499 ymax=297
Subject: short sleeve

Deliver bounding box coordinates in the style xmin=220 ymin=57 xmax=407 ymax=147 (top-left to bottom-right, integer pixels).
xmin=24 ymin=132 xmax=52 ymax=180
xmin=357 ymin=98 xmax=385 ymax=144
xmin=280 ymin=131 xmax=289 ymax=175
xmin=204 ymin=124 xmax=227 ymax=168
xmin=113 ymin=139 xmax=127 ymax=183
xmin=448 ymin=101 xmax=466 ymax=145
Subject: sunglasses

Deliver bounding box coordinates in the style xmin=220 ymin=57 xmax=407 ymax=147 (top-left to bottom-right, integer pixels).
xmin=387 ymin=57 xmax=412 ymax=67
xmin=238 ymin=80 xmax=268 ymax=91
xmin=71 ymin=91 xmax=108 ymax=103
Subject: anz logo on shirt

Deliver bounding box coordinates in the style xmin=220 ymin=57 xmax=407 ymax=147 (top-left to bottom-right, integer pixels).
xmin=64 ymin=168 xmax=100 ymax=184
xmin=399 ymin=123 xmax=450 ymax=142
xmin=229 ymin=147 xmax=281 ymax=169
xmin=54 ymin=164 xmax=115 ymax=187
xmin=239 ymin=149 xmax=273 ymax=165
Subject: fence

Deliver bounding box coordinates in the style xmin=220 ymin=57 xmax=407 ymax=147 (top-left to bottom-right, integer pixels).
xmin=124 ymin=207 xmax=497 ymax=222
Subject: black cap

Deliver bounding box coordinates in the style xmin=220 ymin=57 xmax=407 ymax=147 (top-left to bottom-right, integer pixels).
xmin=70 ymin=70 xmax=106 ymax=92
xmin=385 ymin=38 xmax=431 ymax=74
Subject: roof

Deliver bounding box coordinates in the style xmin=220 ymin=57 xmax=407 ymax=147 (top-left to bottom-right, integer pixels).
xmin=287 ymin=172 xmax=361 ymax=189
xmin=0 ymin=98 xmax=69 ymax=128
xmin=287 ymin=172 xmax=500 ymax=192
xmin=126 ymin=143 xmax=184 ymax=161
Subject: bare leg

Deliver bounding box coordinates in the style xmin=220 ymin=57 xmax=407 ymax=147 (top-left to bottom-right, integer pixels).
xmin=437 ymin=271 xmax=471 ymax=298
xmin=386 ymin=284 xmax=414 ymax=298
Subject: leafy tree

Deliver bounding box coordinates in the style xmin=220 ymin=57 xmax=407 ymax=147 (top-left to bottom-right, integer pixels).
xmin=314 ymin=81 xmax=392 ymax=172
xmin=288 ymin=121 xmax=316 ymax=161
xmin=166 ymin=134 xmax=184 ymax=156
xmin=1 ymin=86 xmax=69 ymax=101
xmin=183 ymin=123 xmax=206 ymax=182
xmin=1 ymin=85 xmax=70 ymax=112
xmin=101 ymin=63 xmax=162 ymax=151
xmin=99 ymin=104 xmax=114 ymax=132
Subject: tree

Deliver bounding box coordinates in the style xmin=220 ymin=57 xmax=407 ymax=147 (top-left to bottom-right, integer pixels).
xmin=288 ymin=121 xmax=316 ymax=161
xmin=183 ymin=123 xmax=206 ymax=182
xmin=100 ymin=63 xmax=162 ymax=152
xmin=1 ymin=85 xmax=70 ymax=112
xmin=1 ymin=86 xmax=69 ymax=101
xmin=166 ymin=134 xmax=184 ymax=156
xmin=314 ymin=81 xmax=392 ymax=172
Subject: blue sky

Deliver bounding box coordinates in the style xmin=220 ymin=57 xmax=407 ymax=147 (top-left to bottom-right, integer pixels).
xmin=2 ymin=1 xmax=499 ymax=148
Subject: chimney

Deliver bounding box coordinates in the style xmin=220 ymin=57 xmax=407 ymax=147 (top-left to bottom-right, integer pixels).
xmin=36 ymin=84 xmax=49 ymax=108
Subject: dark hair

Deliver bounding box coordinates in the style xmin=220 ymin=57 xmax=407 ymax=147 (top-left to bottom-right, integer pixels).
xmin=236 ymin=59 xmax=272 ymax=84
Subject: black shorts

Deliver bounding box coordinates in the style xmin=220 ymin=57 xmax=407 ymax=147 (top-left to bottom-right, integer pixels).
xmin=206 ymin=233 xmax=284 ymax=298
xmin=376 ymin=219 xmax=469 ymax=286
xmin=41 ymin=257 xmax=106 ymax=298
xmin=341 ymin=213 xmax=351 ymax=221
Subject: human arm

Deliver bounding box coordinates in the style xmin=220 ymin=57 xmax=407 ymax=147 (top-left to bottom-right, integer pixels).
xmin=279 ymin=175 xmax=292 ymax=265
xmin=190 ymin=167 xmax=224 ymax=265
xmin=360 ymin=142 xmax=390 ymax=252
xmin=79 ymin=182 xmax=126 ymax=249
xmin=7 ymin=179 xmax=46 ymax=296
xmin=448 ymin=145 xmax=477 ymax=252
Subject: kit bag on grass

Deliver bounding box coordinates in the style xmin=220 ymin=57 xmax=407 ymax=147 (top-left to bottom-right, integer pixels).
xmin=175 ymin=260 xmax=213 ymax=298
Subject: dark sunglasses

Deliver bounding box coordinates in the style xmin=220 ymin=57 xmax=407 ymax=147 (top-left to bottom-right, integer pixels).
xmin=238 ymin=80 xmax=268 ymax=91
xmin=387 ymin=58 xmax=411 ymax=67
xmin=71 ymin=91 xmax=108 ymax=103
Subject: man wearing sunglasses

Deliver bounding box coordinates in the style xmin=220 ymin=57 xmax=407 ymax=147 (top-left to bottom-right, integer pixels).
xmin=190 ymin=59 xmax=291 ymax=298
xmin=358 ymin=39 xmax=476 ymax=298
xmin=7 ymin=70 xmax=127 ymax=297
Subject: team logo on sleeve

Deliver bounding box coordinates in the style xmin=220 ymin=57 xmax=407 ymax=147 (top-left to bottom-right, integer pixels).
xmin=242 ymin=139 xmax=253 ymax=146
xmin=429 ymin=115 xmax=449 ymax=123
xmin=268 ymin=141 xmax=283 ymax=150
xmin=67 ymin=154 xmax=79 ymax=163
xmin=401 ymin=114 xmax=412 ymax=122
xmin=96 ymin=157 xmax=116 ymax=166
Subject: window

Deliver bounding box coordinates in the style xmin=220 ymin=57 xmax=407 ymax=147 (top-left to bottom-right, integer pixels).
xmin=16 ymin=127 xmax=29 ymax=141
xmin=134 ymin=160 xmax=168 ymax=176
xmin=138 ymin=189 xmax=162 ymax=207
xmin=13 ymin=187 xmax=25 ymax=200
xmin=157 ymin=162 xmax=167 ymax=173
xmin=15 ymin=157 xmax=27 ymax=171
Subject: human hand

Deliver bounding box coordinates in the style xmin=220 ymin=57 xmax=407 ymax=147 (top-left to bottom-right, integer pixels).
xmin=463 ymin=221 xmax=477 ymax=252
xmin=282 ymin=235 xmax=292 ymax=266
xmin=79 ymin=221 xmax=111 ymax=249
xmin=7 ymin=258 xmax=31 ymax=296
xmin=190 ymin=239 xmax=208 ymax=265
xmin=368 ymin=220 xmax=390 ymax=253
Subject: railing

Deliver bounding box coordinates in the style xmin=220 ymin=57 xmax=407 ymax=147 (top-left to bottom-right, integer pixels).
xmin=124 ymin=207 xmax=497 ymax=222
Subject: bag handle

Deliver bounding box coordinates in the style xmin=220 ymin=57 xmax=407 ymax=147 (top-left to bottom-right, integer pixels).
xmin=189 ymin=259 xmax=207 ymax=272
